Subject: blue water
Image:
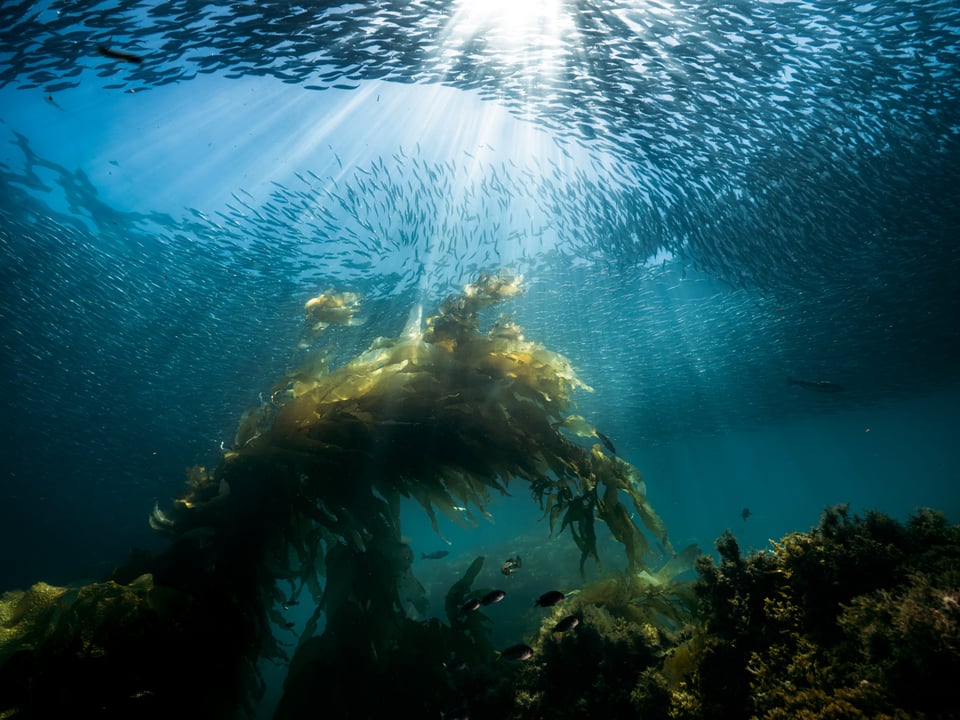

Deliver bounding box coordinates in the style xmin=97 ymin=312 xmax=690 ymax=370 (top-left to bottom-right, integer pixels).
xmin=2 ymin=1 xmax=960 ymax=715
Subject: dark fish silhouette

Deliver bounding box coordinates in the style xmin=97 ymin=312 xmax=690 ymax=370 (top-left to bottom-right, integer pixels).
xmin=501 ymin=555 xmax=521 ymax=576
xmin=552 ymin=614 xmax=580 ymax=633
xmin=480 ymin=589 xmax=506 ymax=606
xmin=96 ymin=46 xmax=145 ymax=65
xmin=595 ymin=430 xmax=617 ymax=455
xmin=460 ymin=597 xmax=481 ymax=614
xmin=421 ymin=550 xmax=449 ymax=560
xmin=788 ymin=377 xmax=845 ymax=393
xmin=534 ymin=590 xmax=564 ymax=607
xmin=499 ymin=643 xmax=533 ymax=661
xmin=444 ymin=654 xmax=468 ymax=672
xmin=741 ymin=507 xmax=752 ymax=522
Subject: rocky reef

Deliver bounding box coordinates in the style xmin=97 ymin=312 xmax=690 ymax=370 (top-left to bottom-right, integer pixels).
xmin=687 ymin=504 xmax=960 ymax=720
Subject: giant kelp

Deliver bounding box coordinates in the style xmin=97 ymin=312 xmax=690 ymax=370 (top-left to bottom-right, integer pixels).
xmin=161 ymin=271 xmax=672 ymax=607
xmin=3 ymin=271 xmax=957 ymax=720
xmin=167 ymin=269 xmax=682 ymax=716
xmin=0 ymin=271 xmax=678 ymax=718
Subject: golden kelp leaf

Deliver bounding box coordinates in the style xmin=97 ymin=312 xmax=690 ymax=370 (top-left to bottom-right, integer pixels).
xmin=234 ymin=402 xmax=271 ymax=448
xmin=304 ymin=290 xmax=363 ymax=328
xmin=556 ymin=414 xmax=597 ymax=439
xmin=461 ymin=271 xmax=523 ymax=307
xmin=654 ymin=543 xmax=702 ymax=586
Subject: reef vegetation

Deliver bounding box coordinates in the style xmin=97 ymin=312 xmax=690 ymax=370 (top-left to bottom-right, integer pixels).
xmin=687 ymin=504 xmax=960 ymax=720
xmin=0 ymin=273 xmax=957 ymax=719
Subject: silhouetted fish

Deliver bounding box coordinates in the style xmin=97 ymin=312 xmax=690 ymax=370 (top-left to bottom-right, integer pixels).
xmin=460 ymin=597 xmax=481 ymax=614
xmin=421 ymin=550 xmax=449 ymax=560
xmin=499 ymin=643 xmax=533 ymax=661
xmin=95 ymin=46 xmax=145 ymax=65
xmin=741 ymin=507 xmax=752 ymax=522
xmin=480 ymin=589 xmax=506 ymax=606
xmin=788 ymin=377 xmax=845 ymax=393
xmin=534 ymin=590 xmax=564 ymax=607
xmin=552 ymin=614 xmax=580 ymax=633
xmin=444 ymin=654 xmax=468 ymax=673
xmin=595 ymin=430 xmax=617 ymax=455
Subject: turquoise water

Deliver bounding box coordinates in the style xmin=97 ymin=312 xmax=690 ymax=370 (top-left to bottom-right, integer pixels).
xmin=1 ymin=1 xmax=959 ymax=715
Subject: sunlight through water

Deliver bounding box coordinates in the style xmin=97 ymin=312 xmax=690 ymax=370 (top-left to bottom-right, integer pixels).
xmin=444 ymin=0 xmax=575 ymax=81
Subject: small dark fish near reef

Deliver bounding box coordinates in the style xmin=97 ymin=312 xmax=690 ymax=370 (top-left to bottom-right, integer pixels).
xmin=501 ymin=555 xmax=521 ymax=576
xmin=499 ymin=643 xmax=533 ymax=661
xmin=421 ymin=550 xmax=449 ymax=560
xmin=480 ymin=589 xmax=506 ymax=606
xmin=788 ymin=377 xmax=845 ymax=393
xmin=595 ymin=430 xmax=617 ymax=455
xmin=442 ymin=702 xmax=470 ymax=720
xmin=96 ymin=45 xmax=145 ymax=64
xmin=460 ymin=598 xmax=481 ymax=614
xmin=741 ymin=507 xmax=752 ymax=522
xmin=444 ymin=654 xmax=468 ymax=673
xmin=552 ymin=614 xmax=580 ymax=633
xmin=534 ymin=590 xmax=564 ymax=607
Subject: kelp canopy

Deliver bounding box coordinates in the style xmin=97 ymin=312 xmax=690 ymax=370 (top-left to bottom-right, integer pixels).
xmin=159 ymin=271 xmax=673 ymax=601
xmin=153 ymin=271 xmax=672 ymax=709
xmin=1 ymin=271 xmax=678 ymax=718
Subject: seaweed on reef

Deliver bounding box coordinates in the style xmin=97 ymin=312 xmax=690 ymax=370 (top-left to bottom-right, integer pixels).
xmin=0 ymin=271 xmax=678 ymax=718
xmin=507 ymin=548 xmax=702 ymax=720
xmin=4 ymin=271 xmax=958 ymax=720
xmin=688 ymin=505 xmax=960 ymax=720
xmin=0 ymin=573 xmax=261 ymax=719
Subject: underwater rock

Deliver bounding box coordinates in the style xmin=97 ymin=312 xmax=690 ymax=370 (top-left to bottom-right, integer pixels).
xmin=691 ymin=505 xmax=960 ymax=720
xmin=0 ymin=572 xmax=264 ymax=718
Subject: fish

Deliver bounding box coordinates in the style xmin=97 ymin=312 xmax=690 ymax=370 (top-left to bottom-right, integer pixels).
xmin=480 ymin=589 xmax=506 ymax=606
xmin=442 ymin=704 xmax=470 ymax=720
xmin=741 ymin=507 xmax=752 ymax=522
xmin=95 ymin=46 xmax=145 ymax=65
xmin=460 ymin=598 xmax=481 ymax=614
xmin=444 ymin=654 xmax=468 ymax=673
xmin=501 ymin=555 xmax=521 ymax=576
xmin=552 ymin=614 xmax=580 ymax=633
xmin=421 ymin=550 xmax=449 ymax=560
xmin=534 ymin=590 xmax=565 ymax=607
xmin=499 ymin=643 xmax=533 ymax=661
xmin=595 ymin=430 xmax=617 ymax=455
xmin=788 ymin=377 xmax=845 ymax=393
